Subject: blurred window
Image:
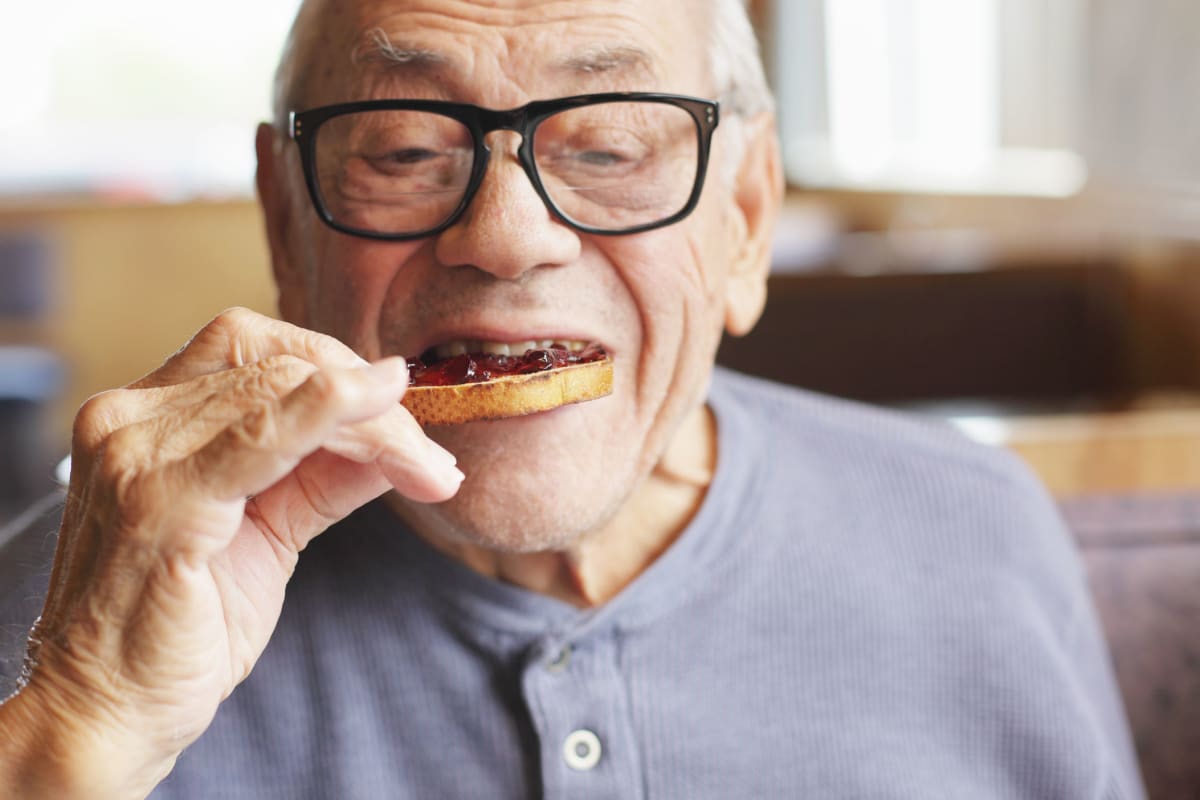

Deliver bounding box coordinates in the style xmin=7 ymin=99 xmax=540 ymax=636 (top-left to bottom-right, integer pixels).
xmin=770 ymin=0 xmax=1088 ymax=197
xmin=0 ymin=1 xmax=301 ymax=201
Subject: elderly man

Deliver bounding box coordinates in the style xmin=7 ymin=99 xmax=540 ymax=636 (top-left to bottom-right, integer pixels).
xmin=0 ymin=0 xmax=1143 ymax=798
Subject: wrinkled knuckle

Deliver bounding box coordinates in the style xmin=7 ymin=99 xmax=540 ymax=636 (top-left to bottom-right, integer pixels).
xmin=260 ymin=353 xmax=312 ymax=374
xmin=211 ymin=306 xmax=256 ymax=331
xmin=93 ymin=449 xmax=133 ymax=500
xmin=112 ymin=470 xmax=161 ymax=532
xmin=241 ymin=365 xmax=292 ymax=403
xmin=304 ymin=368 xmax=357 ymax=410
xmin=92 ymin=431 xmax=161 ymax=521
xmin=232 ymin=399 xmax=282 ymax=450
xmin=201 ymin=307 xmax=258 ymax=350
xmin=94 ymin=426 xmax=141 ymax=483
xmin=72 ymin=390 xmax=129 ymax=452
xmin=257 ymin=354 xmax=317 ymax=389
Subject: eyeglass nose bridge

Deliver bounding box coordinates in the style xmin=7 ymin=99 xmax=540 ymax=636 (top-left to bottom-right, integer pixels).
xmin=459 ymin=105 xmax=557 ymax=226
xmin=475 ymin=105 xmax=532 ymax=134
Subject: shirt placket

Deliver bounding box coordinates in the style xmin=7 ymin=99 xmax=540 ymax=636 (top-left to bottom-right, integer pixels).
xmin=520 ymin=626 xmax=643 ymax=800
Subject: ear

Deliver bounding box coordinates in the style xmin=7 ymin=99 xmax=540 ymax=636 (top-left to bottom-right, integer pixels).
xmin=255 ymin=122 xmax=308 ymax=326
xmin=723 ymin=112 xmax=784 ymax=337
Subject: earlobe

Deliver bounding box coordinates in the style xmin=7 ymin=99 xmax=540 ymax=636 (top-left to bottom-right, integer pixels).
xmin=255 ymin=122 xmax=307 ymax=325
xmin=725 ymin=268 xmax=768 ymax=337
xmin=723 ymin=112 xmax=784 ymax=337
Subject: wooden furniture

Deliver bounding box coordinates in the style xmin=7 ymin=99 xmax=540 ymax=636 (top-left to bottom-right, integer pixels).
xmin=716 ymin=266 xmax=1133 ymax=406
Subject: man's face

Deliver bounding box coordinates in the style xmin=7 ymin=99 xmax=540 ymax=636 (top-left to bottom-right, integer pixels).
xmin=261 ymin=0 xmax=777 ymax=551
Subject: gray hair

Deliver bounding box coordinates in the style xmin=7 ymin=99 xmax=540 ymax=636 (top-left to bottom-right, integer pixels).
xmin=707 ymin=0 xmax=776 ymax=180
xmin=710 ymin=0 xmax=774 ymax=117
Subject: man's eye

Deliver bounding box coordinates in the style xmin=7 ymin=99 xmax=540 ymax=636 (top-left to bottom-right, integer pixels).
xmin=574 ymin=150 xmax=628 ymax=166
xmin=380 ymin=148 xmax=439 ymax=165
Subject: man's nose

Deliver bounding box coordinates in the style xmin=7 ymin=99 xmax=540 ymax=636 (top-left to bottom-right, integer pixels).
xmin=434 ymin=132 xmax=580 ymax=280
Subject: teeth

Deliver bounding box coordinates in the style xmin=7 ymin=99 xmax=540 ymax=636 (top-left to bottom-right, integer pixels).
xmin=479 ymin=341 xmax=511 ymax=356
xmin=429 ymin=338 xmax=594 ymax=359
xmin=433 ymin=340 xmax=471 ymax=359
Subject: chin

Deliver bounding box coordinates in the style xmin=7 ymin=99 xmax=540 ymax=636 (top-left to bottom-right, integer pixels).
xmin=399 ymin=399 xmax=640 ymax=552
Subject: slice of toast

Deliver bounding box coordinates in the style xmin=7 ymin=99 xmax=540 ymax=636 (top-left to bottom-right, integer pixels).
xmin=402 ymin=357 xmax=613 ymax=426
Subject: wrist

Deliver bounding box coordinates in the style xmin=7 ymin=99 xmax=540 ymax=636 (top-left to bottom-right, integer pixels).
xmin=0 ymin=683 xmax=91 ymax=799
xmin=0 ymin=677 xmax=175 ymax=800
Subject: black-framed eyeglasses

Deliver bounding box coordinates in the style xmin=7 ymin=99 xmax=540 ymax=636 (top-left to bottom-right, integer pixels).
xmin=288 ymin=92 xmax=719 ymax=240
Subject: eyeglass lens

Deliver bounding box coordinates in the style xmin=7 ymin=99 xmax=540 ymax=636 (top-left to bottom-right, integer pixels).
xmin=312 ymin=101 xmax=701 ymax=235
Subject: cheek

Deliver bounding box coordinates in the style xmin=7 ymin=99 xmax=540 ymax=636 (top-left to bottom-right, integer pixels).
xmin=598 ymin=224 xmax=729 ymax=420
xmin=304 ymin=236 xmax=425 ymax=359
xmin=604 ymin=216 xmax=730 ymax=349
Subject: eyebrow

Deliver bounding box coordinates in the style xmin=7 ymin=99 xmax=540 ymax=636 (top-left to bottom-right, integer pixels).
xmin=354 ymin=28 xmax=450 ymax=73
xmin=557 ymin=45 xmax=658 ymax=80
xmin=355 ymin=29 xmax=659 ymax=87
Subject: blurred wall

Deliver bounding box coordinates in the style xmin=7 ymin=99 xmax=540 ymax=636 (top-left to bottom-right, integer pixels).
xmin=0 ymin=199 xmax=276 ymax=445
xmin=4 ymin=190 xmax=1200 ymax=468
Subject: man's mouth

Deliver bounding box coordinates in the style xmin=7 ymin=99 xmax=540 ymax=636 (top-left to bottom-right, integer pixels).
xmin=408 ymin=339 xmax=608 ymax=387
xmin=420 ymin=339 xmax=593 ymax=362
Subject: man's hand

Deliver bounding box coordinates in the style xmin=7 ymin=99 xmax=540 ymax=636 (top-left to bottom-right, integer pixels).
xmin=0 ymin=308 xmax=463 ymax=799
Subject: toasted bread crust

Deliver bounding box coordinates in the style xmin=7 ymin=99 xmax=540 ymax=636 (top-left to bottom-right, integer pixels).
xmin=401 ymin=357 xmax=613 ymax=426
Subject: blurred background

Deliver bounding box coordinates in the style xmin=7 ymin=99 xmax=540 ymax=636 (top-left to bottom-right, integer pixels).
xmin=3 ymin=0 xmax=1200 ymax=511
xmin=0 ymin=0 xmax=1197 ymax=795
xmin=2 ymin=0 xmax=1199 ymax=503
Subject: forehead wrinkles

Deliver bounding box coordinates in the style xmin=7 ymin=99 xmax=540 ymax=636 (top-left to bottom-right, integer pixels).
xmin=305 ymin=1 xmax=693 ymax=104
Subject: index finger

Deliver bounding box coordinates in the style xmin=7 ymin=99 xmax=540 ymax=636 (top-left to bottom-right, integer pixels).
xmin=130 ymin=307 xmax=369 ymax=390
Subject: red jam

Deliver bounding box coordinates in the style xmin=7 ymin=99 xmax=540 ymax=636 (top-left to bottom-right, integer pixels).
xmin=408 ymin=343 xmax=608 ymax=387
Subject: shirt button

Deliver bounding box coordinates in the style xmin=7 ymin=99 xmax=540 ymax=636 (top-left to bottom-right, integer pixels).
xmin=562 ymin=729 xmax=602 ymax=771
xmin=546 ymin=645 xmax=571 ymax=673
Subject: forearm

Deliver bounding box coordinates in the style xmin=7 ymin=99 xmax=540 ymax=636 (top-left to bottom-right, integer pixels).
xmin=0 ymin=313 xmax=448 ymax=799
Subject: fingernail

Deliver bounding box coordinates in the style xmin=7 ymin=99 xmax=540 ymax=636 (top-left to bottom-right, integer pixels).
xmin=366 ymin=357 xmax=408 ymax=385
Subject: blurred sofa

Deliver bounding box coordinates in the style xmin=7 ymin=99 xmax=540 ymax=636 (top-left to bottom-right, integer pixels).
xmin=1062 ymin=492 xmax=1200 ymax=800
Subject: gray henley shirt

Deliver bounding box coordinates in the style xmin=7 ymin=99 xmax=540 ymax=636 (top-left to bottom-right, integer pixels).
xmin=0 ymin=368 xmax=1145 ymax=799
